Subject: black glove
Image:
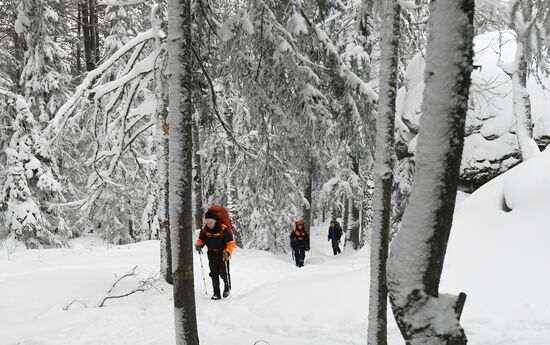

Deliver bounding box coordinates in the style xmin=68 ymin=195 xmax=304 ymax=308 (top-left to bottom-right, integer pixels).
xmin=195 ymin=243 xmax=203 ymax=253
xmin=223 ymin=251 xmax=231 ymax=261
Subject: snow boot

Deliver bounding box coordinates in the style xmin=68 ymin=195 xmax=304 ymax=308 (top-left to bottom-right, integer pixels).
xmin=223 ymin=286 xmax=230 ymax=298
xmin=211 ymin=292 xmax=221 ymax=300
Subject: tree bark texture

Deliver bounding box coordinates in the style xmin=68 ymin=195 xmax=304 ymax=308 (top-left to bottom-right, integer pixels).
xmin=226 ymin=104 xmax=243 ymax=247
xmin=168 ymin=0 xmax=199 ymax=343
xmin=13 ymin=29 xmax=25 ymax=93
xmin=367 ymin=1 xmax=400 ymax=344
xmin=343 ymin=196 xmax=349 ymax=233
xmin=159 ymin=128 xmax=172 ymax=285
xmin=91 ymin=0 xmax=100 ymax=67
xmin=80 ymin=0 xmax=93 ymax=71
xmin=80 ymin=0 xmax=99 ymax=71
xmin=303 ymin=158 xmax=313 ymax=233
xmin=386 ymin=0 xmax=475 ymax=344
xmin=76 ymin=2 xmax=82 ymax=74
xmin=192 ymin=118 xmax=204 ymax=230
xmin=349 ymin=152 xmax=361 ymax=249
xmin=154 ymin=6 xmax=172 ymax=285
xmin=510 ymin=48 xmax=536 ymax=161
xmin=506 ymin=1 xmax=539 ymax=161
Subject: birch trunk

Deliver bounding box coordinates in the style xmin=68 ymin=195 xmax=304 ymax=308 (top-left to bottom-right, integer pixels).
xmin=386 ymin=0 xmax=475 ymax=343
xmin=168 ymin=0 xmax=199 ymax=342
xmin=153 ymin=6 xmax=172 ymax=285
xmin=159 ymin=122 xmax=172 ymax=285
xmin=503 ymin=1 xmax=540 ymax=160
xmin=367 ymin=0 xmax=400 ymax=344
xmin=509 ymin=44 xmax=537 ymax=160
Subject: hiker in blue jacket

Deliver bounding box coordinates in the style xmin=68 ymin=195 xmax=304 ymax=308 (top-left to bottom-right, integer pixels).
xmin=327 ymin=220 xmax=343 ymax=255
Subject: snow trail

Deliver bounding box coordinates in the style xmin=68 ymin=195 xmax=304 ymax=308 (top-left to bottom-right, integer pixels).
xmin=1 ymin=222 xmax=397 ymax=345
xmin=3 ymin=164 xmax=550 ymax=345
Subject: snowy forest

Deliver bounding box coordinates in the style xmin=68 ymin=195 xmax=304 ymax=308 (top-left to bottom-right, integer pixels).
xmin=1 ymin=0 xmax=549 ymax=344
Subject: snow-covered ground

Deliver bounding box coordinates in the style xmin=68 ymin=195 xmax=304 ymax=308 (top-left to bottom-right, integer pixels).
xmin=2 ymin=150 xmax=550 ymax=345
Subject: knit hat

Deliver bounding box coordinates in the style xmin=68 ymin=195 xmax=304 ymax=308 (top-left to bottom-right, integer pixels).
xmin=204 ymin=211 xmax=218 ymax=220
xmin=295 ymin=219 xmax=305 ymax=226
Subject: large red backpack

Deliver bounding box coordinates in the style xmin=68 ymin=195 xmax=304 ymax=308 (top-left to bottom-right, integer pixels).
xmin=207 ymin=205 xmax=233 ymax=232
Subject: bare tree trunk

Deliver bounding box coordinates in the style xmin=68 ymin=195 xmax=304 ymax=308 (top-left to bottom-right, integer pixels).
xmin=360 ymin=173 xmax=374 ymax=247
xmin=502 ymin=1 xmax=539 ymax=160
xmin=153 ymin=6 xmax=171 ymax=285
xmin=76 ymin=2 xmax=82 ymax=74
xmin=167 ymin=0 xmax=199 ymax=342
xmin=303 ymin=158 xmax=313 ymax=233
xmin=80 ymin=0 xmax=94 ymax=71
xmin=343 ymin=196 xmax=349 ymax=233
xmin=159 ymin=124 xmax=172 ymax=285
xmin=90 ymin=0 xmax=100 ymax=67
xmin=387 ymin=0 xmax=475 ymax=343
xmin=509 ymin=49 xmax=537 ymax=160
xmin=192 ymin=118 xmax=204 ymax=230
xmin=13 ymin=29 xmax=25 ymax=94
xmin=225 ymin=104 xmax=243 ymax=247
xmin=349 ymin=151 xmax=361 ymax=250
xmin=357 ymin=0 xmax=377 ymax=251
xmin=367 ymin=1 xmax=400 ymax=344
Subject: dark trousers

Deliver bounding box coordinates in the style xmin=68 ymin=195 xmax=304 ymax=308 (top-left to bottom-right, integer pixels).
xmin=207 ymin=251 xmax=229 ymax=294
xmin=331 ymin=240 xmax=341 ymax=255
xmin=294 ymin=246 xmax=305 ymax=267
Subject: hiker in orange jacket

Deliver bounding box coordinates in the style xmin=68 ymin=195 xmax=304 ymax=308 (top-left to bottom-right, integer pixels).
xmin=290 ymin=219 xmax=310 ymax=267
xmin=195 ymin=210 xmax=235 ymax=300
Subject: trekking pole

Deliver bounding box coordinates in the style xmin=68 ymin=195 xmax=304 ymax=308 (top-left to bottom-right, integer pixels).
xmin=198 ymin=251 xmax=208 ymax=295
xmin=224 ymin=260 xmax=232 ymax=290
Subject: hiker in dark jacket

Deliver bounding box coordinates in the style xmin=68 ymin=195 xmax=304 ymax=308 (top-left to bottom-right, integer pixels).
xmin=195 ymin=210 xmax=235 ymax=300
xmin=327 ymin=220 xmax=343 ymax=255
xmin=290 ymin=219 xmax=310 ymax=267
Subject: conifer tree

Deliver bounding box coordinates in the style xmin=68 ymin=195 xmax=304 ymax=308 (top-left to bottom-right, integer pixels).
xmin=16 ymin=0 xmax=71 ymax=123
xmin=1 ymin=98 xmax=67 ymax=248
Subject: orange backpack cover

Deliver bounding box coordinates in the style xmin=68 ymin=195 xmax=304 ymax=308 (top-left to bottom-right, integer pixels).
xmin=207 ymin=205 xmax=233 ymax=232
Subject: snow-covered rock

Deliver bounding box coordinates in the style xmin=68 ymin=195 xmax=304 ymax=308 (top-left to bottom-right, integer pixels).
xmin=396 ymin=31 xmax=550 ymax=190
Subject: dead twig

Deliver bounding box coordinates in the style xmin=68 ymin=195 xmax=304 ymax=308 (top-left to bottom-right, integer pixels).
xmin=107 ymin=265 xmax=139 ymax=294
xmin=62 ymin=266 xmax=162 ymax=310
xmin=98 ymin=288 xmax=145 ymax=307
xmin=99 ymin=268 xmax=161 ymax=308
xmin=63 ymin=299 xmax=88 ymax=311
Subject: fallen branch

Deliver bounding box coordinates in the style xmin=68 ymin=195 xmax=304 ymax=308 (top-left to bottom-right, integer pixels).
xmin=62 ymin=266 xmax=162 ymax=310
xmin=63 ymin=299 xmax=89 ymax=310
xmin=107 ymin=265 xmax=139 ymax=294
xmin=98 ymin=267 xmax=161 ymax=308
xmin=98 ymin=288 xmax=145 ymax=307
